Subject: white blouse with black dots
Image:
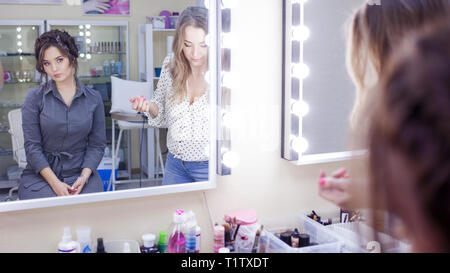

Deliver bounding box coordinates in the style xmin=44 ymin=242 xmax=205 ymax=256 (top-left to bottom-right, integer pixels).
xmin=144 ymin=54 xmax=209 ymax=162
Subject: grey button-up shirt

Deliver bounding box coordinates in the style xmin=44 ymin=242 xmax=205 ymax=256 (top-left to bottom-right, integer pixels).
xmin=20 ymin=78 xmax=106 ymax=192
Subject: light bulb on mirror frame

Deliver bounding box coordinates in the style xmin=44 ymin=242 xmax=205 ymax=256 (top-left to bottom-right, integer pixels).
xmin=291 ymin=63 xmax=310 ymax=79
xmin=292 ymin=25 xmax=310 ymax=41
xmin=222 ymin=150 xmax=240 ymax=168
xmin=290 ymin=136 xmax=309 ymax=154
xmin=291 ymin=100 xmax=309 ymax=117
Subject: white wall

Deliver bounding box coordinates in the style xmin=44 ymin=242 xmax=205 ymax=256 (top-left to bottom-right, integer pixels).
xmin=0 ymin=0 xmax=346 ymax=252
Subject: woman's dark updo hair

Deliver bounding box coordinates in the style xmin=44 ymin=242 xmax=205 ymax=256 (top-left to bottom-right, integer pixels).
xmin=34 ymin=29 xmax=79 ymax=79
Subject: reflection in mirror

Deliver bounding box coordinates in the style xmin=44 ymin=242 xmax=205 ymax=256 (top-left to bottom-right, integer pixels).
xmin=0 ymin=0 xmax=219 ymax=211
xmin=281 ymin=0 xmax=365 ymax=165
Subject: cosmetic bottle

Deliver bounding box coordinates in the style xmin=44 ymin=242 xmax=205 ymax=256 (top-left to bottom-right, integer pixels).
xmin=214 ymin=224 xmax=225 ymax=253
xmin=103 ymin=60 xmax=110 ymax=76
xmin=168 ymin=210 xmax=186 ymax=253
xmin=158 ymin=231 xmax=168 ymax=253
xmin=96 ymin=237 xmax=107 ymax=253
xmin=76 ymin=226 xmax=92 ymax=253
xmin=58 ymin=227 xmax=80 ymax=253
xmin=184 ymin=211 xmax=200 ymax=253
xmin=141 ymin=233 xmax=160 ymax=253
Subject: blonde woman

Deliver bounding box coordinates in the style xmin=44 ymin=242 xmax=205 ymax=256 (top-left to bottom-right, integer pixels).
xmin=131 ymin=6 xmax=209 ymax=185
xmin=318 ymin=0 xmax=450 ymax=209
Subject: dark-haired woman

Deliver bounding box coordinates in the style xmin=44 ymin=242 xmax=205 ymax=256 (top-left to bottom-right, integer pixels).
xmin=18 ymin=29 xmax=106 ymax=200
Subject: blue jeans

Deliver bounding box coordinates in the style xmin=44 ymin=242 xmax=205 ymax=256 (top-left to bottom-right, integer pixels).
xmin=162 ymin=152 xmax=209 ymax=185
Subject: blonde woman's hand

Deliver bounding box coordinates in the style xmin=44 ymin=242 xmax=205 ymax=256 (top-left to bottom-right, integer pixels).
xmin=318 ymin=168 xmax=353 ymax=209
xmin=130 ymin=95 xmax=151 ymax=114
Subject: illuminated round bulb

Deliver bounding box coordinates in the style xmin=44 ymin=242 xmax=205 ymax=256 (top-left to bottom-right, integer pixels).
xmin=291 ymin=100 xmax=309 ymax=117
xmin=292 ymin=63 xmax=310 ymax=79
xmin=85 ymin=31 xmax=91 ymax=37
xmin=291 ymin=137 xmax=309 ymax=153
xmin=222 ymin=150 xmax=240 ymax=168
xmin=79 ymin=25 xmax=84 ymax=30
xmin=86 ymin=54 xmax=92 ymax=60
xmin=222 ymin=0 xmax=238 ymax=9
xmin=32 ymin=26 xmax=36 ymax=30
xmin=292 ymin=25 xmax=310 ymax=41
xmin=19 ymin=56 xmax=23 ymax=61
xmin=17 ymin=41 xmax=22 ymax=47
xmin=86 ymin=38 xmax=91 ymax=44
xmin=79 ymin=53 xmax=85 ymax=58
xmin=17 ymin=48 xmax=23 ymax=53
xmin=85 ymin=24 xmax=91 ymax=29
xmin=221 ymin=34 xmax=237 ymax=49
xmin=79 ymin=31 xmax=84 ymax=36
xmin=16 ymin=27 xmax=22 ymax=32
xmin=17 ymin=34 xmax=22 ymax=39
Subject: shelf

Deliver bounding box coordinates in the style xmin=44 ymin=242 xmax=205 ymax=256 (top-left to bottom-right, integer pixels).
xmin=4 ymin=80 xmax=39 ymax=85
xmin=153 ymin=29 xmax=176 ymax=32
xmin=0 ymin=53 xmax=35 ymax=57
xmin=0 ymin=102 xmax=23 ymax=107
xmin=81 ymin=51 xmax=126 ymax=55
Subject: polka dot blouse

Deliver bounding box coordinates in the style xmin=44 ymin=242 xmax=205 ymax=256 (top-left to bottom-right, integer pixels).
xmin=144 ymin=54 xmax=209 ymax=162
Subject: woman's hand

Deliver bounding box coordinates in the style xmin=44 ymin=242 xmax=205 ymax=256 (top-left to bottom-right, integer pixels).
xmin=50 ymin=181 xmax=73 ymax=196
xmin=71 ymin=174 xmax=89 ymax=195
xmin=318 ymin=168 xmax=353 ymax=209
xmin=130 ymin=95 xmax=151 ymax=114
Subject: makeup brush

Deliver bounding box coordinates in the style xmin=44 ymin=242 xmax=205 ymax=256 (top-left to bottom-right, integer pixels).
xmin=252 ymin=225 xmax=263 ymax=253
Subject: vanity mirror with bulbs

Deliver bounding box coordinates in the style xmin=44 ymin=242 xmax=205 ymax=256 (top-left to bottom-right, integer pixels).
xmin=281 ymin=0 xmax=365 ymax=165
xmin=0 ymin=0 xmax=232 ymax=212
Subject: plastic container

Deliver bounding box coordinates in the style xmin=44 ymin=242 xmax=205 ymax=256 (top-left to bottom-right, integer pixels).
xmin=58 ymin=227 xmax=81 ymax=253
xmin=158 ymin=231 xmax=168 ymax=253
xmin=184 ymin=211 xmax=198 ymax=253
xmin=325 ymin=222 xmax=411 ymax=253
xmin=141 ymin=233 xmax=160 ymax=253
xmin=258 ymin=214 xmax=344 ymax=253
xmin=103 ymin=240 xmax=141 ymax=253
xmin=168 ymin=210 xmax=186 ymax=253
xmin=76 ymin=226 xmax=92 ymax=253
xmin=214 ymin=225 xmax=225 ymax=253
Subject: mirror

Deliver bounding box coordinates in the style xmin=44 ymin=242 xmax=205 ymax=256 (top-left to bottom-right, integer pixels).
xmin=0 ymin=0 xmax=220 ymax=212
xmin=281 ymin=0 xmax=365 ymax=165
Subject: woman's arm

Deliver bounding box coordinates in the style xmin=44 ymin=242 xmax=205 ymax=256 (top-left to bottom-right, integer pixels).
xmin=131 ymin=54 xmax=172 ymax=127
xmin=40 ymin=167 xmax=72 ymax=196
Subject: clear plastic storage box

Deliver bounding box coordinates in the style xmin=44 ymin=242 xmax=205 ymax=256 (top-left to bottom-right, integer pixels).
xmin=258 ymin=214 xmax=344 ymax=253
xmin=325 ymin=222 xmax=411 ymax=253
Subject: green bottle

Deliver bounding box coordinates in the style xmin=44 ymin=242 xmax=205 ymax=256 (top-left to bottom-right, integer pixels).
xmin=158 ymin=231 xmax=168 ymax=253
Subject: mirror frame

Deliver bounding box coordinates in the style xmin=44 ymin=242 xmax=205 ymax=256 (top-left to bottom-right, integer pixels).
xmin=0 ymin=0 xmax=220 ymax=212
xmin=281 ymin=0 xmax=366 ymax=165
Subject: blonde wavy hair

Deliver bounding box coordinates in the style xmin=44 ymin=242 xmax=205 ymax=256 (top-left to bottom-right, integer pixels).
xmin=346 ymin=0 xmax=450 ymax=128
xmin=169 ymin=6 xmax=208 ymax=104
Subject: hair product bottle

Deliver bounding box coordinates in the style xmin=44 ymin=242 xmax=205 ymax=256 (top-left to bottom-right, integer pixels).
xmin=168 ymin=210 xmax=186 ymax=253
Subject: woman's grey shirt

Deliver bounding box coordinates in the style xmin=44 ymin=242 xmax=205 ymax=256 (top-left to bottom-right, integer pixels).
xmin=20 ymin=78 xmax=106 ymax=193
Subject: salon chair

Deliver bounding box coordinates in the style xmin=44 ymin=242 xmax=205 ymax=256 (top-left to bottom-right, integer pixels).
xmin=5 ymin=108 xmax=26 ymax=201
xmin=109 ymin=76 xmax=164 ymax=191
